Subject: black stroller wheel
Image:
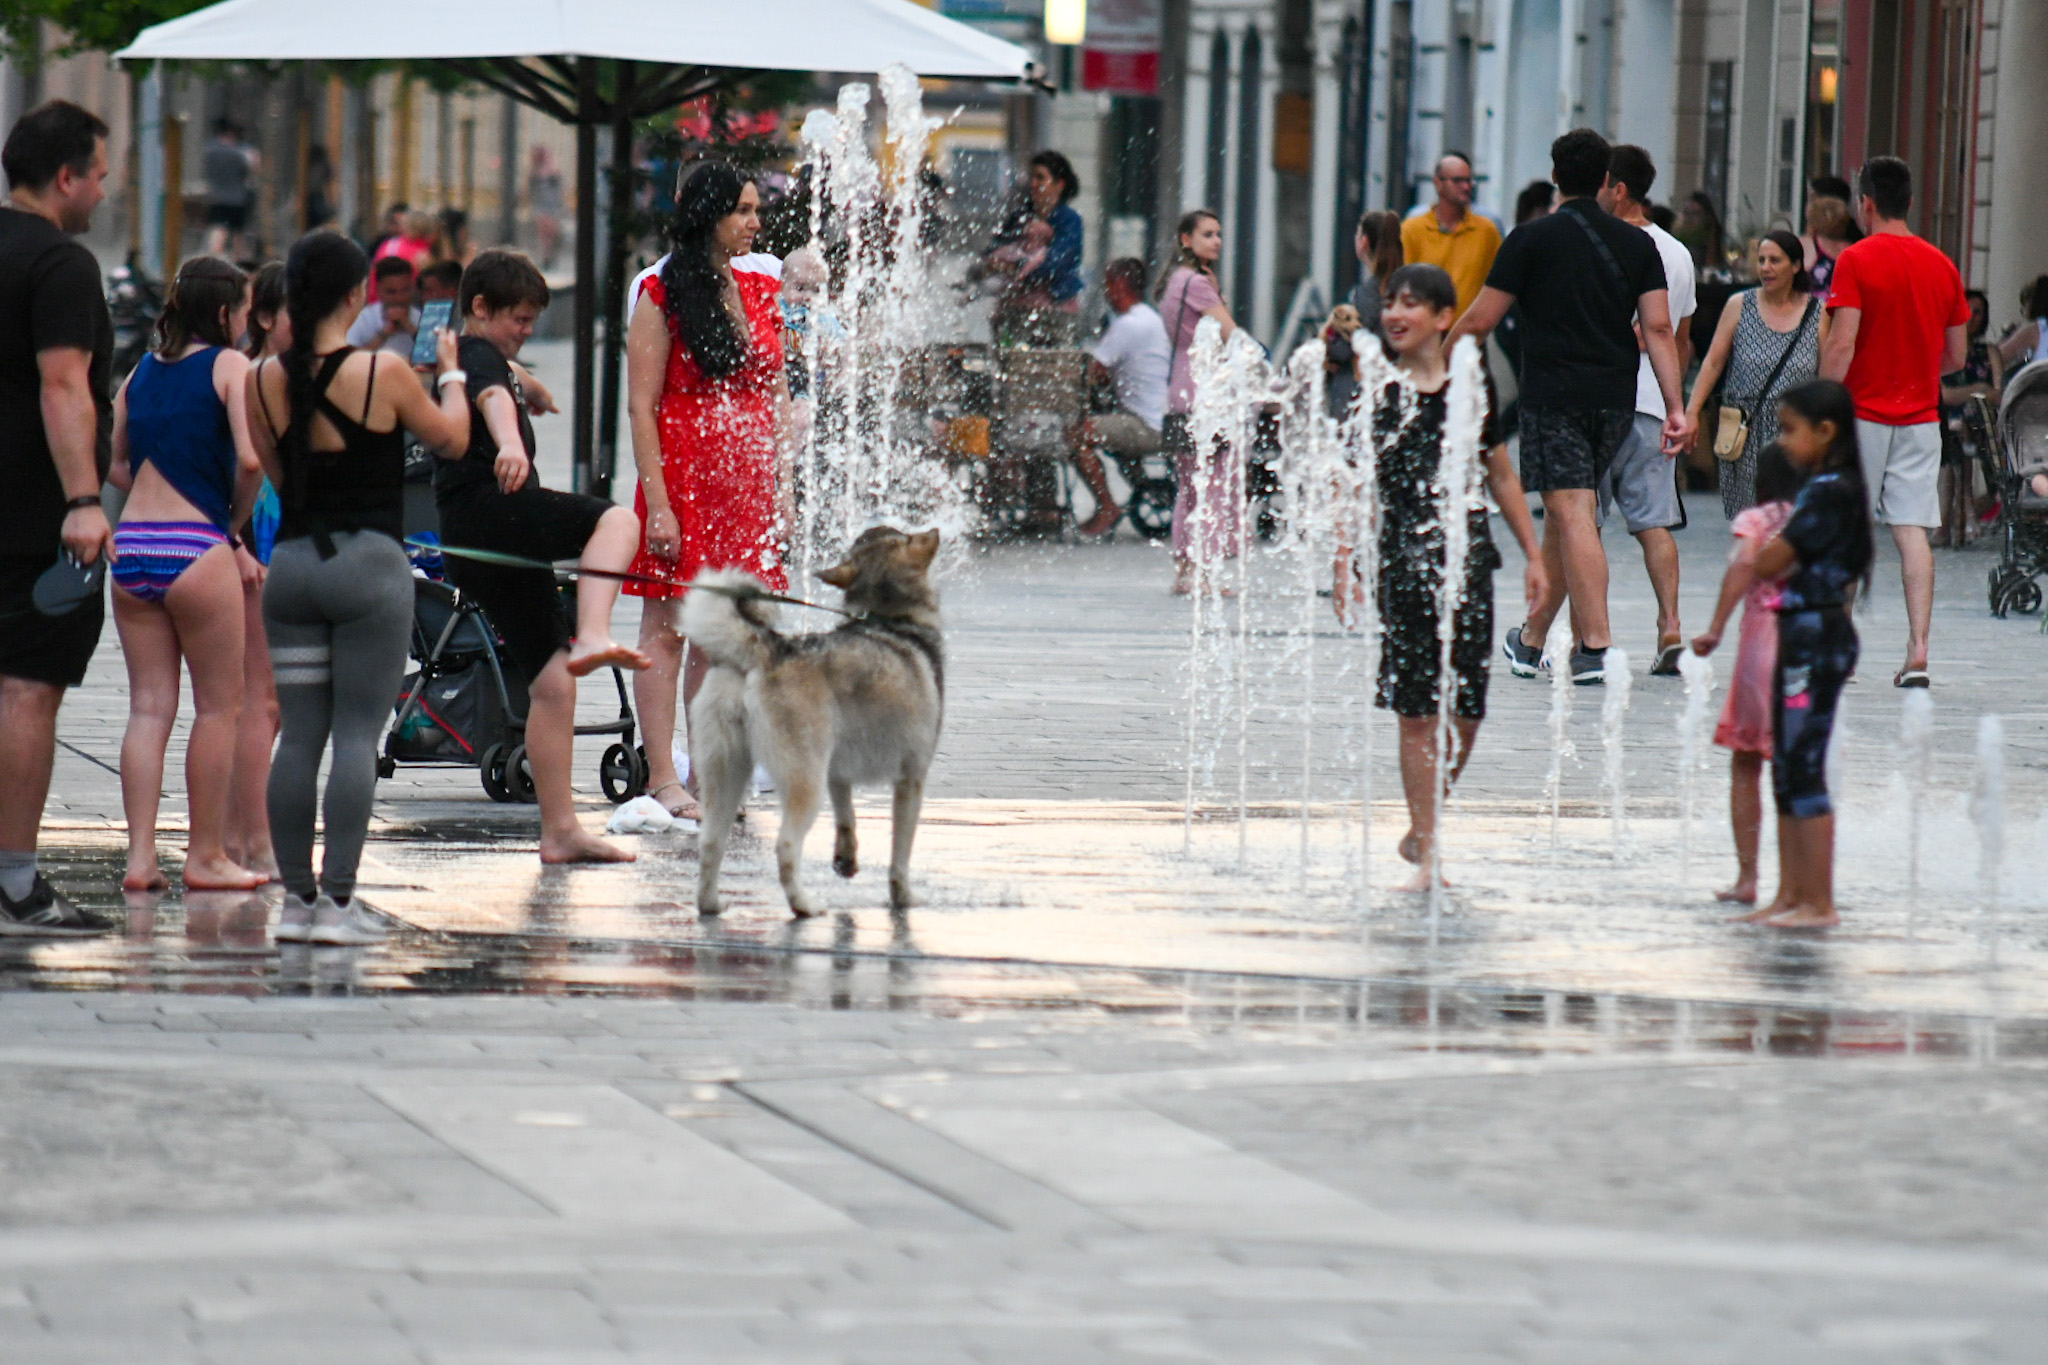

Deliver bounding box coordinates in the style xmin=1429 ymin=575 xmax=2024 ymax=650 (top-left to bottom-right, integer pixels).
xmin=1125 ymin=477 xmax=1177 ymax=540
xmin=600 ymin=742 xmax=648 ymax=805
xmin=2010 ymin=578 xmax=2043 ymax=616
xmin=480 ymin=743 xmax=513 ymax=802
xmin=504 ymin=744 xmax=537 ymax=804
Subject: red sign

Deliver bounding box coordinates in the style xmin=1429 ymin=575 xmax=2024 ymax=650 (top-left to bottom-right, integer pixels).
xmin=1082 ymin=49 xmax=1159 ymax=94
xmin=1082 ymin=0 xmax=1161 ymax=95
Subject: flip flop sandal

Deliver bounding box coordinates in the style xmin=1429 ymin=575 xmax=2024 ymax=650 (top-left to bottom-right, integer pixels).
xmin=648 ymin=780 xmax=702 ymax=820
xmin=1650 ymin=643 xmax=1684 ymax=676
xmin=1893 ymin=668 xmax=1931 ymax=689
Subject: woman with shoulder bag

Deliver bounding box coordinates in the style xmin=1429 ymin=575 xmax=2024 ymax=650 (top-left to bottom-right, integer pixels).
xmin=1686 ymin=230 xmax=1824 ymax=517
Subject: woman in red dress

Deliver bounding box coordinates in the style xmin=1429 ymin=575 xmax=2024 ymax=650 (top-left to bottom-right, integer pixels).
xmin=625 ymin=162 xmax=791 ymax=819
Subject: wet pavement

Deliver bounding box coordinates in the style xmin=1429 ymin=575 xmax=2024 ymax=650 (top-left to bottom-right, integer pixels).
xmin=13 ymin=441 xmax=2048 ymax=1359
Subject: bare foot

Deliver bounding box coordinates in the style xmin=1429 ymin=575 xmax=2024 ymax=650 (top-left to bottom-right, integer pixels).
xmin=567 ymin=638 xmax=653 ymax=677
xmin=1766 ymin=904 xmax=1840 ymax=929
xmin=1732 ymin=898 xmax=1791 ymax=924
xmin=1172 ymin=569 xmax=1195 ymax=596
xmin=1398 ymin=829 xmax=1422 ymax=865
xmin=1714 ymin=880 xmax=1758 ymax=905
xmin=539 ymin=827 xmax=638 ymax=865
xmin=1394 ymin=866 xmax=1451 ymax=893
xmin=182 ymin=855 xmax=268 ymax=891
xmin=123 ymin=857 xmax=168 ymax=892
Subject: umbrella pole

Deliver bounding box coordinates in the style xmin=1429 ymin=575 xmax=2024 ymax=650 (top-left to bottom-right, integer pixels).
xmin=572 ymin=57 xmax=599 ymax=495
xmin=595 ymin=61 xmax=636 ymax=503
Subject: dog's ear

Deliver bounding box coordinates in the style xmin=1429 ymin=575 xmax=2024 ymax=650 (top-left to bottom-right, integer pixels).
xmin=818 ymin=559 xmax=858 ymax=590
xmin=908 ymin=528 xmax=940 ymax=567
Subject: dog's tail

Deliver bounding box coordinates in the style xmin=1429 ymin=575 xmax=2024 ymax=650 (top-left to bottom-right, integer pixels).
xmin=680 ymin=569 xmax=782 ymax=673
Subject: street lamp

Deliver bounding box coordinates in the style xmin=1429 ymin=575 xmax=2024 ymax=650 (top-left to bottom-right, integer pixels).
xmin=1044 ymin=0 xmax=1086 ymax=46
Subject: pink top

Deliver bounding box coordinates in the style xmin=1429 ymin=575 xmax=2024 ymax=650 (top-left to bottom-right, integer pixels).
xmin=1161 ymin=265 xmax=1224 ymax=414
xmin=1729 ymin=502 xmax=1793 ymax=607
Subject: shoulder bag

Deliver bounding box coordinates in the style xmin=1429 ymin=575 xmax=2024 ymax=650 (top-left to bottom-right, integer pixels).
xmin=1714 ymin=297 xmax=1816 ymax=462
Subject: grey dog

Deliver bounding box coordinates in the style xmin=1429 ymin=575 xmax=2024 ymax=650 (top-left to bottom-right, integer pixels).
xmin=682 ymin=527 xmax=944 ymax=917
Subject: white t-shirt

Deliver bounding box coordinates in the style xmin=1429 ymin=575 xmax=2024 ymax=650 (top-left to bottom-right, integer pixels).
xmin=1636 ymin=222 xmax=1696 ymax=419
xmin=1091 ymin=302 xmax=1171 ymax=431
xmin=628 ymin=252 xmax=782 ymax=318
xmin=345 ymin=301 xmax=420 ymax=356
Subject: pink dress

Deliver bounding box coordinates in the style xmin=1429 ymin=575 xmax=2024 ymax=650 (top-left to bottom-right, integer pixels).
xmin=1160 ymin=265 xmax=1243 ymax=563
xmin=1714 ymin=502 xmax=1794 ymax=755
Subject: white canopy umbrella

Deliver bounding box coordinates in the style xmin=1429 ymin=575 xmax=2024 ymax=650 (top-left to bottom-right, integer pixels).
xmin=118 ymin=0 xmax=1033 ymax=494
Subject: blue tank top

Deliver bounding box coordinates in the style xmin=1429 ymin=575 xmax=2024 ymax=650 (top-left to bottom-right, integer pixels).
xmin=125 ymin=347 xmax=235 ymax=532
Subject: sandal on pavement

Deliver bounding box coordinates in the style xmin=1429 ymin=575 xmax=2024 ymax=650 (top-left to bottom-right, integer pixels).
xmin=1650 ymin=642 xmax=1684 ymax=676
xmin=648 ymin=780 xmax=702 ymax=820
xmin=1893 ymin=667 xmax=1930 ymax=689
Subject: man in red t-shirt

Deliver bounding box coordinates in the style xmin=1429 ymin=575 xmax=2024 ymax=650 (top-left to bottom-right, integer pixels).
xmin=1819 ymin=156 xmax=1968 ymax=688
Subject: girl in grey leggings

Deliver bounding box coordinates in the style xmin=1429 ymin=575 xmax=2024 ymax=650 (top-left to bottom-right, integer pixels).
xmin=248 ymin=230 xmax=469 ymax=944
xmin=263 ymin=530 xmax=413 ymax=906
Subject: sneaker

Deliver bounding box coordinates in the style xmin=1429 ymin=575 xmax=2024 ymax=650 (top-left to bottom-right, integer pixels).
xmin=308 ymin=896 xmax=391 ymax=946
xmin=274 ymin=892 xmax=316 ymax=943
xmin=1569 ymin=646 xmax=1609 ymax=685
xmin=1502 ymin=625 xmax=1543 ymax=678
xmin=0 ymin=873 xmax=116 ymax=936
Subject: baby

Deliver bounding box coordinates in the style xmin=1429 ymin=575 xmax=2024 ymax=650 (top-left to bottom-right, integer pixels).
xmin=990 ymin=218 xmax=1055 ymax=277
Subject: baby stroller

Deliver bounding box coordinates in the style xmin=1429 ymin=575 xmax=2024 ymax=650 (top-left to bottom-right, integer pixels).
xmin=1986 ymin=359 xmax=2048 ymax=617
xmin=378 ymin=576 xmax=650 ymax=804
xmin=379 ymin=447 xmax=649 ymax=803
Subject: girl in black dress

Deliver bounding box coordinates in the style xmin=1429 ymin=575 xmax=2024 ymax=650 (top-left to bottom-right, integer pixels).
xmin=1373 ymin=265 xmax=1546 ymax=890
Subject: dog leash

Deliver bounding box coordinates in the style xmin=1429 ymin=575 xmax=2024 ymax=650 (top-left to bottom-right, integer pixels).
xmin=408 ymin=539 xmax=854 ymax=616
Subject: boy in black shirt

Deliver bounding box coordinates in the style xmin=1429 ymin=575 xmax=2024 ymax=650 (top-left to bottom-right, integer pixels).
xmin=434 ymin=249 xmax=650 ymax=864
xmin=1450 ymin=128 xmax=1693 ymax=685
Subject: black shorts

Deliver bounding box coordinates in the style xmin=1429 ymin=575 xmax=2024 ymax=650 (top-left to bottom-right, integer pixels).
xmin=205 ymin=202 xmax=249 ymax=231
xmin=1772 ymin=606 xmax=1858 ymax=819
xmin=1518 ymin=406 xmax=1635 ymax=494
xmin=0 ymin=554 xmax=105 ymax=688
xmin=1376 ymin=556 xmax=1496 ymax=722
xmin=437 ymin=482 xmax=612 ymax=683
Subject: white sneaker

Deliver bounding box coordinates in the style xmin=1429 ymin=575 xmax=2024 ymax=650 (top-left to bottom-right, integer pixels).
xmin=274 ymin=893 xmax=316 ymax=943
xmin=308 ymin=896 xmax=391 ymax=946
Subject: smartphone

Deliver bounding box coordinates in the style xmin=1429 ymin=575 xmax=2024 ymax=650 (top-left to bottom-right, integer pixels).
xmin=411 ymin=299 xmax=454 ymax=368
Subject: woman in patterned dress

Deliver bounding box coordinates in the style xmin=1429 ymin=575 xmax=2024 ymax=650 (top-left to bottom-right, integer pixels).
xmin=1686 ymin=230 xmax=1823 ymax=518
xmin=624 ymin=163 xmax=790 ymax=819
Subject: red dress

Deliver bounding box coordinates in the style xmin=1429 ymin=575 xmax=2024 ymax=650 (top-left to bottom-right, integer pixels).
xmin=626 ymin=266 xmax=786 ymax=597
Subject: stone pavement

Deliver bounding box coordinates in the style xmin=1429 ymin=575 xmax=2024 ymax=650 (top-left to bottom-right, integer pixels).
xmin=12 ymin=341 xmax=2048 ymax=1360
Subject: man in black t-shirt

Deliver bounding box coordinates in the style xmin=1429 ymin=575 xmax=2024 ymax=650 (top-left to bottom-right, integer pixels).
xmin=0 ymin=101 xmax=117 ymax=935
xmin=432 ymin=249 xmax=651 ymax=865
xmin=1450 ymin=128 xmax=1693 ymax=686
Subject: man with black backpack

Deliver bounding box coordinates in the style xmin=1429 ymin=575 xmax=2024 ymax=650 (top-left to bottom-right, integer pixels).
xmin=1451 ymin=127 xmax=1694 ymax=686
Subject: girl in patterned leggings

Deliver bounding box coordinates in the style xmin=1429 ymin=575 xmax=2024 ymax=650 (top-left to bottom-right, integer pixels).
xmin=1745 ymin=380 xmax=1874 ymax=928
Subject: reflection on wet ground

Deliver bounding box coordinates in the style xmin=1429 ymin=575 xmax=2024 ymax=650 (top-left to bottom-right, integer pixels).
xmin=13 ymin=814 xmax=2048 ymax=1065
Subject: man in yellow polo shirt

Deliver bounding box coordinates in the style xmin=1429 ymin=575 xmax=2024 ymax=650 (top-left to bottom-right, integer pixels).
xmin=1400 ymin=151 xmax=1502 ymax=316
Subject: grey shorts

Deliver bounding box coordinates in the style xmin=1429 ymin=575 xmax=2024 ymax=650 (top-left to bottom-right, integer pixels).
xmin=1597 ymin=412 xmax=1682 ymax=533
xmin=1518 ymin=406 xmax=1635 ymax=494
xmin=1089 ymin=412 xmax=1163 ymax=457
xmin=1855 ymin=419 xmax=1941 ymax=528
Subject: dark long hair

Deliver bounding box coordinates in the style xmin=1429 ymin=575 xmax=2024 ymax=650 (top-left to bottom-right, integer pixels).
xmin=1776 ymin=378 xmax=1874 ymax=596
xmin=659 ymin=162 xmax=750 ymax=381
xmin=280 ymin=230 xmax=368 ymax=466
xmin=1758 ymin=229 xmax=1813 ymax=294
xmin=153 ymin=256 xmax=247 ymax=358
xmin=1156 ymin=208 xmax=1220 ymax=298
xmin=244 ymin=261 xmax=286 ymax=359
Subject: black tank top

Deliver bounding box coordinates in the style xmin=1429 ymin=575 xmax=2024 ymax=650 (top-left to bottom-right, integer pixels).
xmin=265 ymin=347 xmax=406 ymax=554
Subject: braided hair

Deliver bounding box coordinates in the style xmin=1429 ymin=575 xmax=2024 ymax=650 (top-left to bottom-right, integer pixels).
xmin=278 ymin=231 xmax=368 ymax=487
xmin=659 ymin=162 xmax=750 ymax=381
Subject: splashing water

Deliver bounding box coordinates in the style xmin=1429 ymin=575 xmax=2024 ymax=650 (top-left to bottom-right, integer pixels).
xmin=1427 ymin=338 xmax=1489 ymax=923
xmin=1600 ymin=647 xmax=1632 ymax=855
xmin=1542 ymin=614 xmax=1576 ymax=853
xmin=1898 ymin=690 xmax=1934 ymax=918
xmin=1674 ymin=649 xmax=1716 ymax=891
xmin=794 ymin=69 xmax=977 ymax=590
